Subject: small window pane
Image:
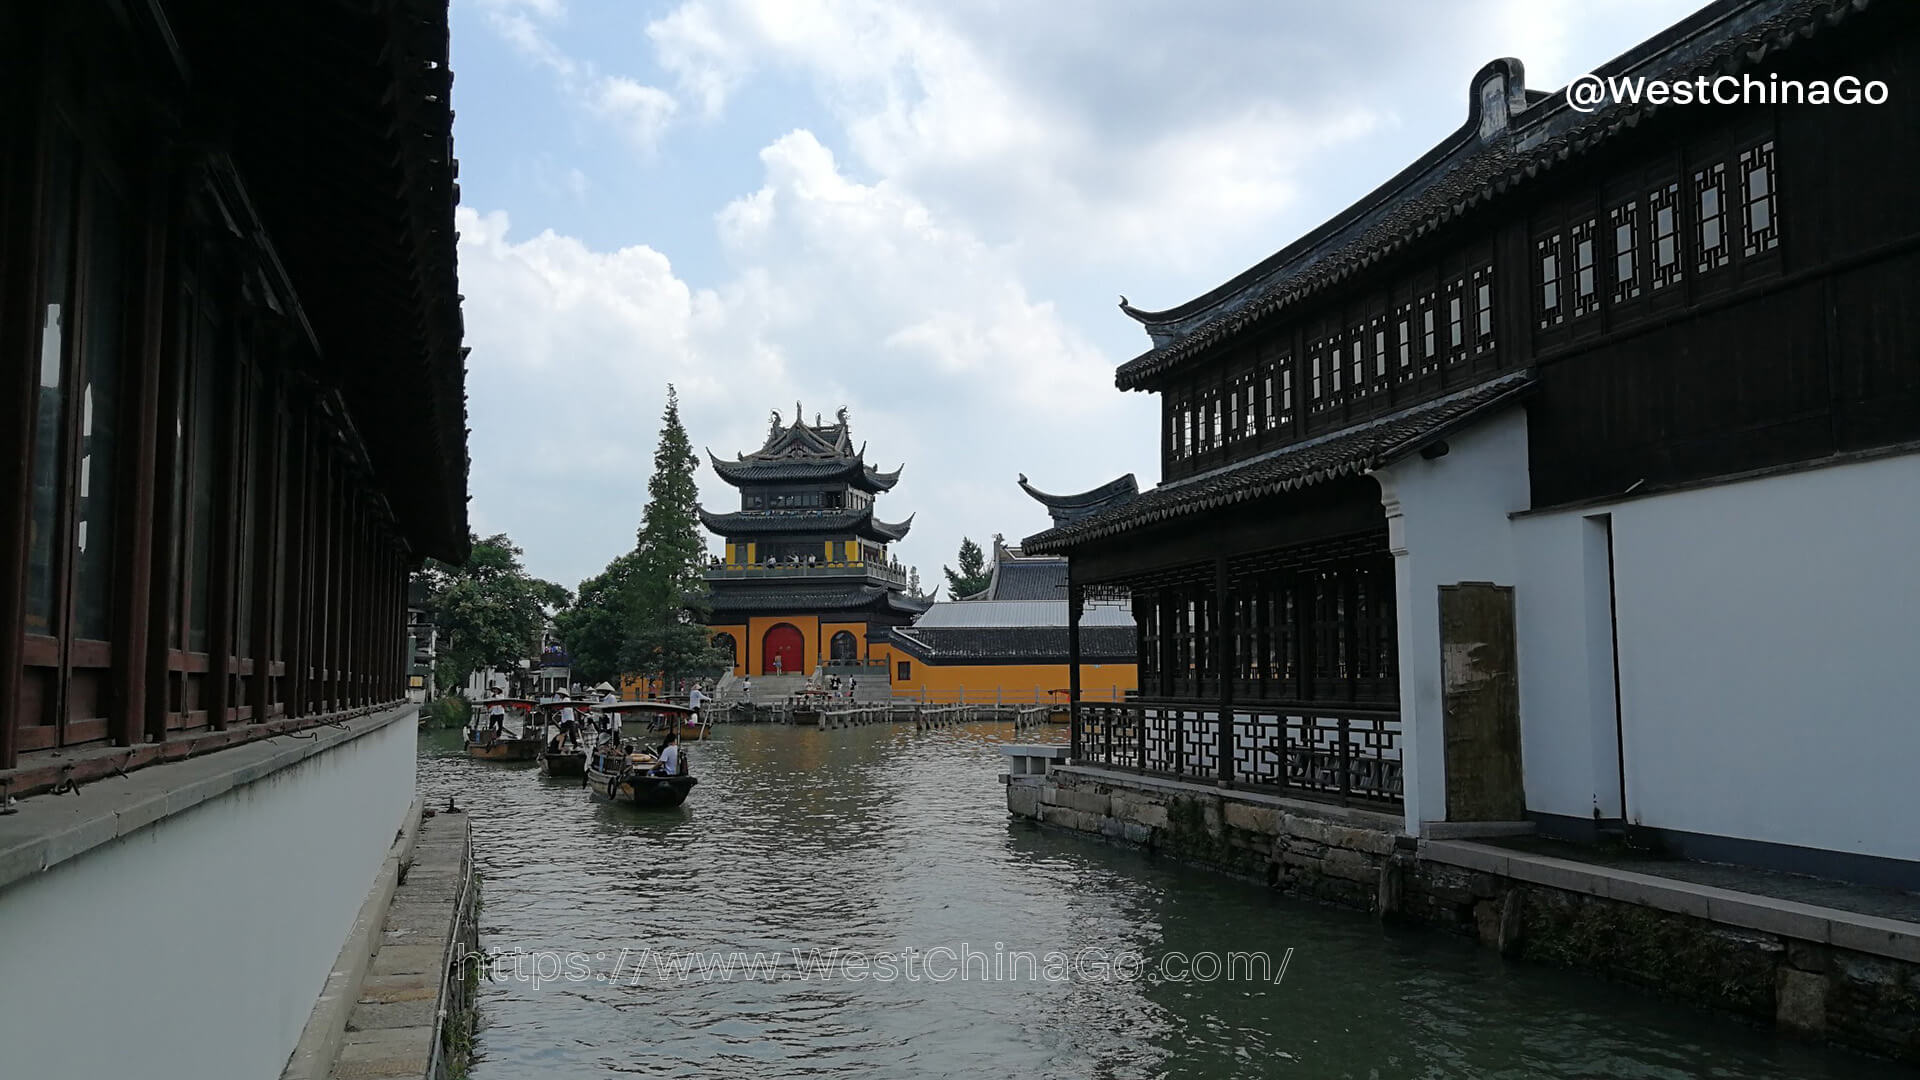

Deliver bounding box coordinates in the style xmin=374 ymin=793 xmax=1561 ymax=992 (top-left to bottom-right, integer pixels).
xmin=74 ymin=181 xmax=129 ymax=641
xmin=26 ymin=137 xmax=79 ymax=637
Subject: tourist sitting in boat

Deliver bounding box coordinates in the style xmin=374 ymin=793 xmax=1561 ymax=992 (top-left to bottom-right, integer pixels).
xmin=653 ymin=732 xmax=681 ymax=776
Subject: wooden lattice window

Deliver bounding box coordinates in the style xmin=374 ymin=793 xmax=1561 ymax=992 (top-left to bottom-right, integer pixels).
xmin=1694 ymin=162 xmax=1729 ymax=272
xmin=1536 ymin=233 xmax=1565 ymax=328
xmin=1393 ymin=304 xmax=1413 ymax=379
xmin=1740 ymin=139 xmax=1779 ymax=257
xmin=1650 ymin=182 xmax=1681 ymax=289
xmin=1419 ymin=295 xmax=1439 ymax=374
xmin=1609 ymin=199 xmax=1641 ymax=303
xmin=1571 ymin=219 xmax=1599 ymax=318
xmin=1471 ymin=265 xmax=1495 ymax=351
xmin=1445 ymin=278 xmax=1465 ymax=358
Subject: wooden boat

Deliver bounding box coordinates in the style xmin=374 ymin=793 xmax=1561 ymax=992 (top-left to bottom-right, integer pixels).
xmin=1046 ymin=689 xmax=1072 ymax=725
xmin=591 ymin=699 xmax=706 ymax=742
xmin=539 ymin=745 xmax=587 ymax=776
xmin=583 ymin=740 xmax=697 ymax=808
xmin=466 ymin=698 xmax=542 ymax=761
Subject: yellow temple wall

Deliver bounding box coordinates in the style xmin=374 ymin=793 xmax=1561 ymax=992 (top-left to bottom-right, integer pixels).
xmin=886 ymin=660 xmax=1136 ymax=704
xmin=706 ymin=624 xmax=749 ymax=678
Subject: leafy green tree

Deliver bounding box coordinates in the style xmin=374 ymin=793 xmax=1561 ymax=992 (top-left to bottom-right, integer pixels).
xmin=418 ymin=533 xmax=568 ymax=694
xmin=944 ymin=536 xmax=990 ymax=598
xmin=552 ymin=550 xmax=641 ymax=685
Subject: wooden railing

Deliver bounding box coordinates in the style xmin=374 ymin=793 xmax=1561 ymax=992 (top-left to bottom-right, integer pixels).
xmin=890 ymin=686 xmax=1127 ymax=706
xmin=1075 ymin=700 xmax=1402 ymax=806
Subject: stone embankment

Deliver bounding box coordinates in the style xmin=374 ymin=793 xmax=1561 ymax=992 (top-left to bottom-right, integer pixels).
xmin=1004 ymin=753 xmax=1920 ymax=1064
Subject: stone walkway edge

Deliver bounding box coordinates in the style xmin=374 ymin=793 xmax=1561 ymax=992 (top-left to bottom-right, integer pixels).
xmin=281 ymin=800 xmax=477 ymax=1080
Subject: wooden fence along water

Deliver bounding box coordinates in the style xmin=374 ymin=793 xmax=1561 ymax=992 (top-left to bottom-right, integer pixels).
xmin=718 ymin=698 xmax=1057 ymax=731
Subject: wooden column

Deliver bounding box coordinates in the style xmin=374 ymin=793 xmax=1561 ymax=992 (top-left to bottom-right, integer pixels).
xmin=0 ymin=6 xmax=47 ymax=769
xmin=319 ymin=455 xmax=336 ymax=711
xmin=144 ymin=191 xmax=188 ymax=744
xmin=1215 ymin=558 xmax=1235 ymax=786
xmin=1066 ymin=580 xmax=1083 ymax=761
xmin=112 ymin=136 xmax=176 ymax=746
xmin=282 ymin=414 xmax=307 ymax=719
xmin=247 ymin=363 xmax=278 ymax=724
xmin=205 ymin=343 xmax=240 ymax=732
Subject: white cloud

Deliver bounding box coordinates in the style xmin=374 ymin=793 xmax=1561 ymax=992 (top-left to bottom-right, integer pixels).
xmin=456 ymin=0 xmax=1711 ymax=587
xmin=481 ymin=0 xmax=682 ymax=154
xmin=593 ymin=76 xmax=679 ymax=153
xmin=459 ymin=131 xmax=1155 ymax=587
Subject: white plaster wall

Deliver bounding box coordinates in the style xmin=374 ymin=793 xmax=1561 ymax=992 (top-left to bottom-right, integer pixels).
xmin=1510 ymin=511 xmax=1625 ymax=822
xmin=1603 ymin=452 xmax=1920 ymax=861
xmin=0 ymin=715 xmax=415 ymax=1079
xmin=1375 ymin=407 xmax=1532 ymax=833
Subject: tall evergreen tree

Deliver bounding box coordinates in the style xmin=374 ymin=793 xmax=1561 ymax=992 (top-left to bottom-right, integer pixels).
xmin=944 ymin=536 xmax=990 ymax=598
xmin=620 ymin=386 xmax=729 ymax=688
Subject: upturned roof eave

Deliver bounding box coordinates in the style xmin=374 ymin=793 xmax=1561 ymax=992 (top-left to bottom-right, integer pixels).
xmin=1110 ymin=0 xmax=1869 ymax=392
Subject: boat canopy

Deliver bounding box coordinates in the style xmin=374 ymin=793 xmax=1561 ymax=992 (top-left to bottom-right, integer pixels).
xmin=592 ymin=700 xmax=696 ymax=715
xmin=474 ymin=697 xmax=537 ymax=710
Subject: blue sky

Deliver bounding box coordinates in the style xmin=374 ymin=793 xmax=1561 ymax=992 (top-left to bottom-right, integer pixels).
xmin=452 ymin=0 xmax=1706 ymax=590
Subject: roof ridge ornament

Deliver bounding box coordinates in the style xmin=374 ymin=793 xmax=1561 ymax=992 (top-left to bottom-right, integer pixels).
xmin=1473 ymin=58 xmax=1528 ymax=143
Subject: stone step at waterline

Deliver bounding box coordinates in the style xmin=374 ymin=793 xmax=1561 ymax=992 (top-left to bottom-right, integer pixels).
xmin=322 ymin=810 xmax=474 ymax=1080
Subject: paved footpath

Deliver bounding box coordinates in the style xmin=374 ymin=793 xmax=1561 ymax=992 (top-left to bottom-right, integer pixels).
xmin=330 ymin=810 xmax=474 ymax=1080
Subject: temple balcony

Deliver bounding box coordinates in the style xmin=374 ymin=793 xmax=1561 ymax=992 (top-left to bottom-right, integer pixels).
xmin=705 ymin=559 xmax=909 ymax=589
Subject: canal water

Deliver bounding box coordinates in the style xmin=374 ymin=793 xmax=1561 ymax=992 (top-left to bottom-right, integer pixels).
xmin=417 ymin=723 xmax=1901 ymax=1080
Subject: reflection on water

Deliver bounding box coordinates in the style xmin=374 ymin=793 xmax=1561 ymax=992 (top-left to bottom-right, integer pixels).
xmin=417 ymin=723 xmax=1898 ymax=1080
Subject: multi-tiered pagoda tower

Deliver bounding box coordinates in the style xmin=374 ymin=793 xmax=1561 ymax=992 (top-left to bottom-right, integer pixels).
xmin=700 ymin=406 xmax=931 ymax=678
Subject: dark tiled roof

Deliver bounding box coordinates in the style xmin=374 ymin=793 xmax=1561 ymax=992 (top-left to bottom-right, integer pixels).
xmin=1017 ymin=473 xmax=1140 ymax=526
xmin=698 ymin=507 xmax=914 ymax=542
xmin=890 ymin=625 xmax=1136 ymax=665
xmin=708 ymin=452 xmax=901 ymax=492
xmin=1113 ymin=0 xmax=1875 ymax=391
xmin=1025 ymin=374 xmax=1532 ymax=553
xmin=707 ymin=584 xmax=931 ymax=615
xmin=984 ymin=558 xmax=1068 ymax=602
xmin=753 ymin=406 xmax=856 ymax=456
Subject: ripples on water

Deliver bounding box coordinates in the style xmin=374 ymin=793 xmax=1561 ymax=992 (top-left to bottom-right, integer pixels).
xmin=416 ymin=724 xmax=1900 ymax=1080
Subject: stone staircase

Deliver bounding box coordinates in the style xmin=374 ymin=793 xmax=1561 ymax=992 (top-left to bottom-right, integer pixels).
xmin=716 ymin=672 xmax=810 ymax=706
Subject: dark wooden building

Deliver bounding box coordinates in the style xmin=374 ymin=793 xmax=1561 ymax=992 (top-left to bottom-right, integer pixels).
xmin=1028 ymin=0 xmax=1920 ymax=884
xmin=0 ymin=0 xmax=467 ymax=797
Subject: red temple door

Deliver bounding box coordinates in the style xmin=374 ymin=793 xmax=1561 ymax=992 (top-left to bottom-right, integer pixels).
xmin=762 ymin=624 xmax=803 ymax=675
